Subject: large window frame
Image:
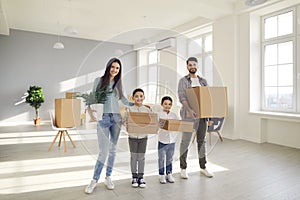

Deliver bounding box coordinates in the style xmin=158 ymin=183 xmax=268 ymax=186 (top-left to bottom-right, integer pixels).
xmin=137 ymin=49 xmax=158 ymax=104
xmin=261 ymin=7 xmax=299 ymax=113
xmin=187 ymin=32 xmax=213 ymax=85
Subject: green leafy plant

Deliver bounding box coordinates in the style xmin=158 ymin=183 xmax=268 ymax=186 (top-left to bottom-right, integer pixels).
xmin=95 ymin=89 xmax=113 ymax=104
xmin=76 ymin=92 xmax=95 ymax=106
xmin=25 ymin=85 xmax=45 ymax=119
xmin=77 ymin=89 xmax=113 ymax=105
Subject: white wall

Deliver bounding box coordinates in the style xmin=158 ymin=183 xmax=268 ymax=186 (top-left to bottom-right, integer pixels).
xmin=213 ymin=1 xmax=300 ymax=149
xmin=0 ymin=30 xmax=137 ymax=124
xmin=213 ymin=16 xmax=238 ymax=140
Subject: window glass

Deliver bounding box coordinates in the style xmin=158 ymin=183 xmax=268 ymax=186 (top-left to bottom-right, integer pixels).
xmin=264 ymin=87 xmax=278 ymax=108
xmin=278 ymin=41 xmax=293 ymax=64
xmin=264 ymin=44 xmax=277 ymax=66
xmin=205 ymin=34 xmax=212 ymax=52
xmin=264 ymin=66 xmax=277 ymax=86
xmin=264 ymin=16 xmax=277 ymax=39
xmin=278 ymin=64 xmax=293 ymax=86
xmin=278 ymin=11 xmax=293 ymax=36
xmin=278 ymin=87 xmax=293 ymax=109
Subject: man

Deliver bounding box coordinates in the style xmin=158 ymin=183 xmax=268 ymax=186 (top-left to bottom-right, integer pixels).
xmin=177 ymin=57 xmax=214 ymax=178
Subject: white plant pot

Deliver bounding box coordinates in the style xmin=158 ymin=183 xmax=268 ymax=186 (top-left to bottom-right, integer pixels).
xmin=90 ymin=103 xmax=104 ymax=121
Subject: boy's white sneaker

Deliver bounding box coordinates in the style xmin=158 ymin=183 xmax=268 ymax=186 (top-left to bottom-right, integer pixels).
xmin=200 ymin=168 xmax=214 ymax=178
xmin=138 ymin=178 xmax=146 ymax=188
xmin=85 ymin=179 xmax=97 ymax=194
xmin=159 ymin=175 xmax=166 ymax=184
xmin=180 ymin=169 xmax=189 ymax=179
xmin=104 ymin=176 xmax=115 ymax=190
xmin=166 ymin=174 xmax=175 ymax=183
xmin=131 ymin=178 xmax=139 ymax=188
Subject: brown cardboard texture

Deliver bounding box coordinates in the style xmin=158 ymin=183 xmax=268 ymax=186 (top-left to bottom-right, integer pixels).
xmin=55 ymin=98 xmax=81 ymax=128
xmin=159 ymin=119 xmax=194 ymax=132
xmin=65 ymin=92 xmax=78 ymax=99
xmin=127 ymin=112 xmax=158 ymax=134
xmin=186 ymin=86 xmax=228 ymax=118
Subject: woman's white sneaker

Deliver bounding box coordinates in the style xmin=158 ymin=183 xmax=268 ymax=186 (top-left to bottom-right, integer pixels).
xmin=166 ymin=174 xmax=175 ymax=183
xmin=85 ymin=179 xmax=97 ymax=194
xmin=159 ymin=175 xmax=166 ymax=184
xmin=104 ymin=176 xmax=115 ymax=190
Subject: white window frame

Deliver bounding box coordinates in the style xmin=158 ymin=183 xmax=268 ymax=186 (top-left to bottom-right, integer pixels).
xmin=261 ymin=6 xmax=299 ymax=113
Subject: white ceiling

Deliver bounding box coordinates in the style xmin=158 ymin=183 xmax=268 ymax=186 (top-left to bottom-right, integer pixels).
xmin=0 ymin=0 xmax=261 ymax=45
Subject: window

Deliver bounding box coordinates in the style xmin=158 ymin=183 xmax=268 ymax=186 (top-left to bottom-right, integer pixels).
xmin=188 ymin=32 xmax=213 ymax=85
xmin=261 ymin=8 xmax=298 ymax=113
xmin=137 ymin=50 xmax=158 ymax=104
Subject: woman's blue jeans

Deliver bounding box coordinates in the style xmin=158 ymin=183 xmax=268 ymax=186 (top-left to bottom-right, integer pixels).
xmin=158 ymin=142 xmax=175 ymax=175
xmin=93 ymin=113 xmax=122 ymax=181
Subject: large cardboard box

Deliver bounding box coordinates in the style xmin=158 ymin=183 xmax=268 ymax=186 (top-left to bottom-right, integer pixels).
xmin=186 ymin=86 xmax=228 ymax=118
xmin=127 ymin=112 xmax=158 ymax=134
xmin=55 ymin=98 xmax=81 ymax=128
xmin=159 ymin=119 xmax=194 ymax=132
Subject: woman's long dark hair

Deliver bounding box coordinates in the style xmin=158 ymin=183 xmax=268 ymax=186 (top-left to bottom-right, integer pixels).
xmin=97 ymin=57 xmax=124 ymax=99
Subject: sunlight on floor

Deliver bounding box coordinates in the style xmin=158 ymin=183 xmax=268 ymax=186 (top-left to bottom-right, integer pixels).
xmin=0 ymin=153 xmax=229 ymax=194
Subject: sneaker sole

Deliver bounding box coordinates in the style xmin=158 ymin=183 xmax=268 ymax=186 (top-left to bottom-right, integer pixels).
xmin=167 ymin=180 xmax=175 ymax=183
xmin=200 ymin=172 xmax=213 ymax=178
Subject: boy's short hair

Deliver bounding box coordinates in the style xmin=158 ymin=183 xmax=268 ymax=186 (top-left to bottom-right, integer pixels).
xmin=161 ymin=96 xmax=173 ymax=104
xmin=186 ymin=57 xmax=198 ymax=65
xmin=132 ymin=88 xmax=144 ymax=96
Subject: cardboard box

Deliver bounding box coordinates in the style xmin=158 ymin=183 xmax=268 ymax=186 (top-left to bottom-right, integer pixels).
xmin=159 ymin=119 xmax=194 ymax=132
xmin=55 ymin=98 xmax=81 ymax=128
xmin=65 ymin=92 xmax=78 ymax=99
xmin=127 ymin=112 xmax=158 ymax=134
xmin=186 ymin=86 xmax=228 ymax=118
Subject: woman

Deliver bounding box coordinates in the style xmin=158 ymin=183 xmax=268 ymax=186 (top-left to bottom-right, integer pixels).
xmin=85 ymin=58 xmax=133 ymax=194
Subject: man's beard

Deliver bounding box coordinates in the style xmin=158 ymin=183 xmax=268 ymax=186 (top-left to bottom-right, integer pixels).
xmin=188 ymin=68 xmax=197 ymax=74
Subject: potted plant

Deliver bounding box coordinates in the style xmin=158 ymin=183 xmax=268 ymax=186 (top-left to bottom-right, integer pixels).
xmin=77 ymin=89 xmax=112 ymax=122
xmin=25 ymin=85 xmax=45 ymax=126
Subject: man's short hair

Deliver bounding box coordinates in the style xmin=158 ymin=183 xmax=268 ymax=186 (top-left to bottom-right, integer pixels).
xmin=186 ymin=57 xmax=198 ymax=65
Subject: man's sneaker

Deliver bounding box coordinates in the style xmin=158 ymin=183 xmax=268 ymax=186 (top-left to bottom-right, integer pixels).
xmin=166 ymin=173 xmax=175 ymax=183
xmin=104 ymin=176 xmax=115 ymax=190
xmin=131 ymin=178 xmax=139 ymax=188
xmin=85 ymin=179 xmax=97 ymax=194
xmin=159 ymin=175 xmax=166 ymax=184
xmin=180 ymin=169 xmax=189 ymax=179
xmin=200 ymin=168 xmax=214 ymax=178
xmin=138 ymin=178 xmax=146 ymax=188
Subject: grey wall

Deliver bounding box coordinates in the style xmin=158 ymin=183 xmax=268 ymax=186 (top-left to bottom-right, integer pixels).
xmin=0 ymin=30 xmax=137 ymax=123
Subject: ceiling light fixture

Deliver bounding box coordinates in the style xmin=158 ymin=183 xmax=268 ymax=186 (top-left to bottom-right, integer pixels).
xmin=245 ymin=0 xmax=268 ymax=6
xmin=53 ymin=22 xmax=64 ymax=49
xmin=53 ymin=41 xmax=64 ymax=49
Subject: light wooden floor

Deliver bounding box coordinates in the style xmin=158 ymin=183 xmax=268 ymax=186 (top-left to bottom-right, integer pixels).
xmin=0 ymin=123 xmax=300 ymax=200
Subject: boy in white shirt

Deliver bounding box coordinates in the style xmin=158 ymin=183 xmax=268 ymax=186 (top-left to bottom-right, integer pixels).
xmin=157 ymin=96 xmax=179 ymax=184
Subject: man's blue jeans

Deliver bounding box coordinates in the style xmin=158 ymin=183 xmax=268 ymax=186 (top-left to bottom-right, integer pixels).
xmin=93 ymin=113 xmax=122 ymax=180
xmin=158 ymin=142 xmax=175 ymax=175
